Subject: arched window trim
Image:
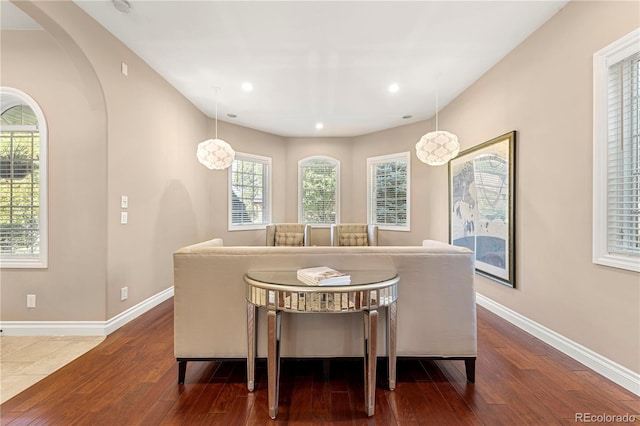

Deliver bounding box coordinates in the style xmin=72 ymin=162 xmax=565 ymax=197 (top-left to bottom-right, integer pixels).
xmin=0 ymin=87 xmax=48 ymax=268
xmin=298 ymin=155 xmax=340 ymax=226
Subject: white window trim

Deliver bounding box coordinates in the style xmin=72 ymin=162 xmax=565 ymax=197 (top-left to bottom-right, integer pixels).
xmin=367 ymin=151 xmax=411 ymax=232
xmin=228 ymin=152 xmax=272 ymax=231
xmin=592 ymin=28 xmax=640 ymax=272
xmin=298 ymin=155 xmax=340 ymax=227
xmin=0 ymin=87 xmax=48 ymax=269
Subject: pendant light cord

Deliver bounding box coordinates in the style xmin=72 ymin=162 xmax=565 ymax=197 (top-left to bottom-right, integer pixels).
xmin=435 ymin=88 xmax=439 ymax=132
xmin=214 ymin=87 xmax=219 ymax=140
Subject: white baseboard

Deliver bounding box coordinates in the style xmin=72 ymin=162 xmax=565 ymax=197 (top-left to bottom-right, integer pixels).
xmin=0 ymin=286 xmax=174 ymax=337
xmin=104 ymin=286 xmax=174 ymax=335
xmin=476 ymin=293 xmax=640 ymax=396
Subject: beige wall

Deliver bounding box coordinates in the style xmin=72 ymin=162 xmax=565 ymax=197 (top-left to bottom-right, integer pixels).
xmin=348 ymin=1 xmax=639 ymax=373
xmin=433 ymin=1 xmax=638 ymax=373
xmin=212 ymin=120 xmax=287 ymax=247
xmin=353 ymin=1 xmax=640 ymax=372
xmin=0 ymin=1 xmax=289 ymax=321
xmin=2 ymin=0 xmax=637 ymax=376
xmin=0 ymin=28 xmax=108 ymax=321
xmin=352 ymin=119 xmax=437 ymax=246
xmin=0 ymin=1 xmax=206 ymax=320
xmin=284 ymin=137 xmax=353 ymax=245
xmin=94 ymin=21 xmax=214 ymax=318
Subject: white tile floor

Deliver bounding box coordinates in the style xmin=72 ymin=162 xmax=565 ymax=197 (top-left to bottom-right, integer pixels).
xmin=0 ymin=335 xmax=105 ymax=404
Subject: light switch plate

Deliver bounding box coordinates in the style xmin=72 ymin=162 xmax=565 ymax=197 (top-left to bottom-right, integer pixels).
xmin=121 ymin=195 xmax=128 ymax=208
xmin=120 ymin=211 xmax=128 ymax=224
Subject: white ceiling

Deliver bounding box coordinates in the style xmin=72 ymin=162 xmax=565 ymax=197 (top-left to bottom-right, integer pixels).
xmin=5 ymin=1 xmax=568 ymax=137
xmin=0 ymin=1 xmax=40 ymax=30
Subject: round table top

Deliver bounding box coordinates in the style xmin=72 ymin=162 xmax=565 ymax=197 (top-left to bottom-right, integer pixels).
xmin=245 ymin=269 xmax=398 ymax=292
xmin=245 ymin=269 xmax=398 ymax=311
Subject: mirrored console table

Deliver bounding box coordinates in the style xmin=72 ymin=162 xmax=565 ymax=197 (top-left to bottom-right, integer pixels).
xmin=244 ymin=269 xmax=399 ymax=419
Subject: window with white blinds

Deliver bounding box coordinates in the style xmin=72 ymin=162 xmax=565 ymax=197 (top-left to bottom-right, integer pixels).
xmin=593 ymin=29 xmax=640 ymax=272
xmin=367 ymin=152 xmax=410 ymax=231
xmin=298 ymin=156 xmax=339 ymax=225
xmin=228 ymin=152 xmax=271 ymax=230
xmin=0 ymin=87 xmax=48 ymax=268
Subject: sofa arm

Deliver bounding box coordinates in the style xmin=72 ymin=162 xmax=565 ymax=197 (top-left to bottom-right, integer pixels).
xmin=175 ymin=238 xmax=224 ymax=253
xmin=422 ymin=239 xmax=471 ymax=253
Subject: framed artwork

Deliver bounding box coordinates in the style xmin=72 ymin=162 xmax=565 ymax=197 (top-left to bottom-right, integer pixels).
xmin=448 ymin=131 xmax=516 ymax=287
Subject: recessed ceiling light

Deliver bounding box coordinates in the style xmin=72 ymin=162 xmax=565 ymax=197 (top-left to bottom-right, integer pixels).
xmin=242 ymin=82 xmax=253 ymax=92
xmin=227 ymin=113 xmax=237 ymax=118
xmin=315 ymin=122 xmax=324 ymax=130
xmin=112 ymin=0 xmax=132 ymax=14
xmin=388 ymin=83 xmax=399 ymax=93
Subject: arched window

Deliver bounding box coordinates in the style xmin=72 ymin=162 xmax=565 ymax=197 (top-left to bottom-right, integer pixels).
xmin=0 ymin=87 xmax=48 ymax=268
xmin=298 ymin=156 xmax=340 ymax=225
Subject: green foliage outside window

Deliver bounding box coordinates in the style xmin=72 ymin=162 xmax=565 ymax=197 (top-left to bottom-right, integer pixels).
xmin=300 ymin=159 xmax=337 ymax=224
xmin=231 ymin=157 xmax=266 ymax=225
xmin=373 ymin=161 xmax=407 ymax=225
xmin=0 ymin=104 xmax=40 ymax=255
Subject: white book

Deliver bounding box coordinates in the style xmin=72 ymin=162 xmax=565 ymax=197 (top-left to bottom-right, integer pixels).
xmin=297 ymin=266 xmax=351 ymax=286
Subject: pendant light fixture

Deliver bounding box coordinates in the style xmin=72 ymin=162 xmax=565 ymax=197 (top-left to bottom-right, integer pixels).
xmin=196 ymin=87 xmax=235 ymax=170
xmin=415 ymin=90 xmax=460 ymax=166
xmin=112 ymin=0 xmax=132 ymax=14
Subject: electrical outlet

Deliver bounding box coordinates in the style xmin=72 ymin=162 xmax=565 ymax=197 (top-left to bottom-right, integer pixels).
xmin=120 ymin=211 xmax=128 ymax=224
xmin=27 ymin=294 xmax=36 ymax=308
xmin=120 ymin=287 xmax=128 ymax=301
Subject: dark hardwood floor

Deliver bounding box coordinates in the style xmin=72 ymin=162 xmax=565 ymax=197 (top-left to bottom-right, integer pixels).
xmin=1 ymin=298 xmax=638 ymax=425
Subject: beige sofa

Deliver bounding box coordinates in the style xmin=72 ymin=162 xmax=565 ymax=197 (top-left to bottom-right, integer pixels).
xmin=173 ymin=239 xmax=476 ymax=384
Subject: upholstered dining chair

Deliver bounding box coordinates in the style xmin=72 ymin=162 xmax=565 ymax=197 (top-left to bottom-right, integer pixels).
xmin=330 ymin=223 xmax=378 ymax=246
xmin=265 ymin=223 xmax=312 ymax=246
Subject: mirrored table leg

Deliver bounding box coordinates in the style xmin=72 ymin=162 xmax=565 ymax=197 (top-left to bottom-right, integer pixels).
xmin=387 ymin=300 xmax=397 ymax=390
xmin=364 ymin=309 xmax=378 ymax=416
xmin=267 ymin=308 xmax=281 ymax=419
xmin=246 ymin=302 xmax=256 ymax=391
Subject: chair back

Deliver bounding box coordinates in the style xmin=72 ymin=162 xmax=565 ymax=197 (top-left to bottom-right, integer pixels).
xmin=266 ymin=223 xmax=312 ymax=246
xmin=330 ymin=224 xmax=378 ymax=246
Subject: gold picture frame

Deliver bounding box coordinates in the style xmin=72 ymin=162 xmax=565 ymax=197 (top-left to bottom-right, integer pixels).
xmin=448 ymin=131 xmax=516 ymax=287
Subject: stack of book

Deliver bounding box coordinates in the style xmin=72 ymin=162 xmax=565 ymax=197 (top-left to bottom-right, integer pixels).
xmin=296 ymin=266 xmax=351 ymax=286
